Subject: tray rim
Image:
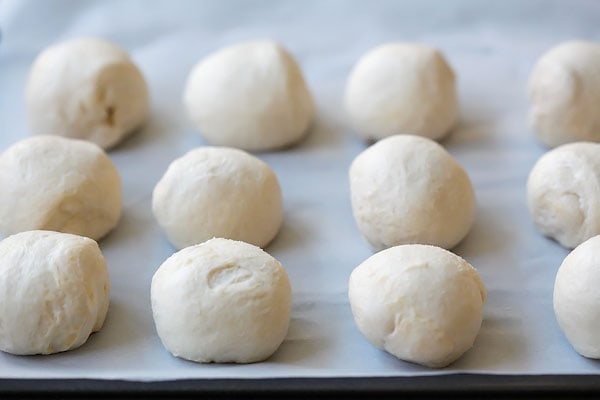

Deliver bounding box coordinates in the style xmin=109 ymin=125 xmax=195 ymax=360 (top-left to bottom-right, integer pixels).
xmin=1 ymin=374 xmax=599 ymax=396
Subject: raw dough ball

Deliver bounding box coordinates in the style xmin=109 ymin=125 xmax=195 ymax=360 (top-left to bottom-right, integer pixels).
xmin=527 ymin=142 xmax=600 ymax=249
xmin=183 ymin=40 xmax=314 ymax=151
xmin=349 ymin=244 xmax=486 ymax=368
xmin=151 ymin=238 xmax=291 ymax=363
xmin=0 ymin=230 xmax=110 ymax=355
xmin=554 ymin=235 xmax=600 ymax=358
xmin=0 ymin=136 xmax=122 ymax=240
xmin=529 ymin=41 xmax=600 ymax=148
xmin=152 ymin=146 xmax=282 ymax=250
xmin=349 ymin=134 xmax=476 ymax=251
xmin=345 ymin=43 xmax=458 ymax=141
xmin=26 ymin=37 xmax=149 ymax=149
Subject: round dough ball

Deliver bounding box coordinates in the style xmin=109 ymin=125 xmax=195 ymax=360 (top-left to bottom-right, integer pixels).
xmin=349 ymin=134 xmax=476 ymax=251
xmin=0 ymin=230 xmax=110 ymax=355
xmin=151 ymin=238 xmax=291 ymax=363
xmin=0 ymin=136 xmax=122 ymax=240
xmin=152 ymin=146 xmax=282 ymax=250
xmin=345 ymin=43 xmax=458 ymax=141
xmin=26 ymin=37 xmax=149 ymax=149
xmin=183 ymin=40 xmax=314 ymax=151
xmin=527 ymin=142 xmax=600 ymax=249
xmin=349 ymin=244 xmax=486 ymax=368
xmin=554 ymin=235 xmax=600 ymax=358
xmin=529 ymin=41 xmax=600 ymax=148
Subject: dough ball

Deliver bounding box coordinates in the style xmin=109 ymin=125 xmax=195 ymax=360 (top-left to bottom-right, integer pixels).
xmin=349 ymin=134 xmax=475 ymax=251
xmin=183 ymin=40 xmax=314 ymax=151
xmin=349 ymin=244 xmax=486 ymax=368
xmin=345 ymin=43 xmax=458 ymax=141
xmin=529 ymin=41 xmax=600 ymax=148
xmin=26 ymin=37 xmax=149 ymax=149
xmin=152 ymin=146 xmax=282 ymax=250
xmin=554 ymin=235 xmax=600 ymax=358
xmin=527 ymin=142 xmax=600 ymax=249
xmin=151 ymin=238 xmax=291 ymax=363
xmin=0 ymin=230 xmax=110 ymax=355
xmin=0 ymin=136 xmax=122 ymax=240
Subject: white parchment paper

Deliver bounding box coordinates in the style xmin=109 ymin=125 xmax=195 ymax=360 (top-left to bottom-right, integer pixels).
xmin=1 ymin=0 xmax=600 ymax=381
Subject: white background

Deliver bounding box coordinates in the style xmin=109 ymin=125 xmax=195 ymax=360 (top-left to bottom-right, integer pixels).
xmin=1 ymin=0 xmax=600 ymax=380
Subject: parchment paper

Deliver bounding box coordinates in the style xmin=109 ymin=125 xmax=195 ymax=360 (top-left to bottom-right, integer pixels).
xmin=1 ymin=0 xmax=600 ymax=381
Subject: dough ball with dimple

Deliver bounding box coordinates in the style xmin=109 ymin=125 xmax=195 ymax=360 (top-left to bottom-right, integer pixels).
xmin=26 ymin=37 xmax=149 ymax=149
xmin=348 ymin=244 xmax=486 ymax=368
xmin=152 ymin=146 xmax=282 ymax=250
xmin=349 ymin=134 xmax=476 ymax=251
xmin=0 ymin=136 xmax=122 ymax=240
xmin=529 ymin=41 xmax=600 ymax=148
xmin=554 ymin=235 xmax=600 ymax=358
xmin=345 ymin=43 xmax=458 ymax=141
xmin=183 ymin=40 xmax=314 ymax=151
xmin=151 ymin=238 xmax=291 ymax=363
xmin=527 ymin=142 xmax=600 ymax=249
xmin=0 ymin=230 xmax=110 ymax=355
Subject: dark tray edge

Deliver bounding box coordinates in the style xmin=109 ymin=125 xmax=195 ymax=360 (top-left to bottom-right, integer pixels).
xmin=1 ymin=374 xmax=599 ymax=396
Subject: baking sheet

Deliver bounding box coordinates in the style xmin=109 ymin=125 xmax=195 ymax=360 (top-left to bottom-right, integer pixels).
xmin=1 ymin=0 xmax=600 ymax=381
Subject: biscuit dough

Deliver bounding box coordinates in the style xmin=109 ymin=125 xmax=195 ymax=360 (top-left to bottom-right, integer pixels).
xmin=527 ymin=142 xmax=600 ymax=249
xmin=151 ymin=238 xmax=291 ymax=363
xmin=183 ymin=40 xmax=314 ymax=151
xmin=345 ymin=42 xmax=458 ymax=141
xmin=349 ymin=134 xmax=476 ymax=251
xmin=0 ymin=136 xmax=122 ymax=240
xmin=554 ymin=235 xmax=600 ymax=358
xmin=152 ymin=146 xmax=282 ymax=249
xmin=348 ymin=244 xmax=486 ymax=368
xmin=0 ymin=230 xmax=110 ymax=355
xmin=529 ymin=41 xmax=600 ymax=148
xmin=26 ymin=37 xmax=149 ymax=149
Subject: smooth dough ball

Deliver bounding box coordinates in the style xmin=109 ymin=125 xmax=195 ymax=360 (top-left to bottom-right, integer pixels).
xmin=183 ymin=40 xmax=314 ymax=151
xmin=152 ymin=146 xmax=282 ymax=250
xmin=26 ymin=37 xmax=149 ymax=149
xmin=0 ymin=230 xmax=110 ymax=355
xmin=349 ymin=134 xmax=476 ymax=251
xmin=151 ymin=238 xmax=291 ymax=363
xmin=0 ymin=136 xmax=122 ymax=240
xmin=345 ymin=42 xmax=458 ymax=141
xmin=554 ymin=235 xmax=600 ymax=358
xmin=529 ymin=41 xmax=600 ymax=148
xmin=349 ymin=244 xmax=486 ymax=368
xmin=527 ymin=142 xmax=600 ymax=249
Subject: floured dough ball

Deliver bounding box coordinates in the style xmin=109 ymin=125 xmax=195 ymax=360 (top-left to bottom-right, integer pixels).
xmin=349 ymin=244 xmax=486 ymax=368
xmin=529 ymin=41 xmax=600 ymax=148
xmin=345 ymin=43 xmax=458 ymax=141
xmin=554 ymin=235 xmax=600 ymax=358
xmin=0 ymin=136 xmax=122 ymax=240
xmin=0 ymin=230 xmax=110 ymax=355
xmin=183 ymin=40 xmax=314 ymax=151
xmin=349 ymin=134 xmax=475 ymax=251
xmin=26 ymin=37 xmax=149 ymax=149
xmin=527 ymin=142 xmax=600 ymax=248
xmin=151 ymin=238 xmax=291 ymax=363
xmin=152 ymin=146 xmax=282 ymax=250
